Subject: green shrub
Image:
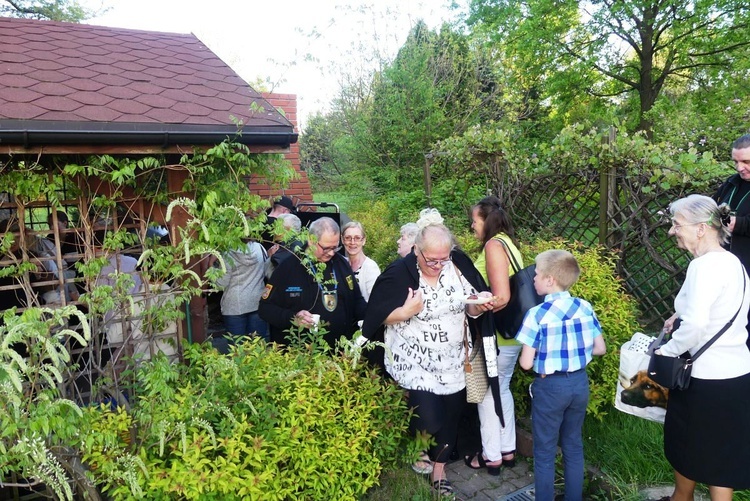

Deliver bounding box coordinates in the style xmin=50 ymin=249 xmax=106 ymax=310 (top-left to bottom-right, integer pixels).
xmin=77 ymin=337 xmax=413 ymax=500
xmin=511 ymin=238 xmax=640 ymax=419
xmin=0 ymin=306 xmax=91 ymax=501
xmin=347 ymin=199 xmax=403 ymax=270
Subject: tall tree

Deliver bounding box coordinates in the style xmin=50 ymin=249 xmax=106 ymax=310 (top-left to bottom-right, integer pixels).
xmin=1 ymin=0 xmax=97 ymax=22
xmin=467 ymin=0 xmax=750 ymax=134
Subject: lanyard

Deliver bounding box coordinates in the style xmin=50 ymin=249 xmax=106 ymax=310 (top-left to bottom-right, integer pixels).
xmin=728 ymin=185 xmax=750 ymax=211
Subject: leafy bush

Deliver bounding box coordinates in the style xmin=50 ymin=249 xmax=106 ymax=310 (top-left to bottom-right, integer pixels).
xmin=0 ymin=306 xmax=91 ymax=501
xmin=77 ymin=337 xmax=413 ymax=500
xmin=347 ymin=199 xmax=403 ymax=270
xmin=511 ymin=238 xmax=640 ymax=419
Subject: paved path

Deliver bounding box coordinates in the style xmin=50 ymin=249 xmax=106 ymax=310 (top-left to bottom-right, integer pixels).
xmin=446 ymin=457 xmax=534 ymax=501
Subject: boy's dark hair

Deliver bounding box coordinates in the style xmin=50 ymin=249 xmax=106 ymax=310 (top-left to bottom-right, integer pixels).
xmin=535 ymin=249 xmax=580 ymax=290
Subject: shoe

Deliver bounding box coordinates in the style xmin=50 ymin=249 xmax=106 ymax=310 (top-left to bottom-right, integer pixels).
xmin=411 ymin=450 xmax=433 ymax=475
xmin=463 ymin=451 xmax=501 ymax=476
xmin=501 ymin=453 xmax=516 ymax=468
xmin=432 ymin=479 xmax=456 ymax=500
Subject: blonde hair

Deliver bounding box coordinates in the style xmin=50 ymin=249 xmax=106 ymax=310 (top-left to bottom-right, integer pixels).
xmin=535 ymin=249 xmax=580 ymax=290
xmin=341 ymin=221 xmax=366 ymax=238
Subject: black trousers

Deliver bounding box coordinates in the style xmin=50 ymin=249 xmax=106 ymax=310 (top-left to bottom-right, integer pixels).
xmin=408 ymin=388 xmax=467 ymax=463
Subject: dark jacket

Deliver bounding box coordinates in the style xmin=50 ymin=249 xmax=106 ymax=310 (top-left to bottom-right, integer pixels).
xmin=714 ymin=174 xmax=750 ymax=271
xmin=259 ymin=250 xmax=366 ymax=349
xmin=361 ymin=248 xmax=505 ymax=422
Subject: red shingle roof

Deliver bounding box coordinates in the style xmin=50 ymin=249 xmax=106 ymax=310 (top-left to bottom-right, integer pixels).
xmin=0 ymin=17 xmax=296 ymax=149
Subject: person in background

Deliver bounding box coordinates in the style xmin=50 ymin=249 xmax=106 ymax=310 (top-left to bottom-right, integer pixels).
xmin=464 ymin=196 xmax=522 ymax=475
xmin=0 ymin=219 xmax=39 ymax=311
xmin=341 ymin=221 xmax=380 ymax=301
xmin=213 ymin=238 xmax=269 ymax=342
xmin=261 ymin=196 xmax=296 ymax=251
xmin=94 ymin=229 xmax=142 ymax=296
xmin=259 ymin=217 xmax=366 ymax=349
xmin=516 ymin=249 xmax=605 ymax=501
xmin=361 ymin=209 xmax=496 ymax=500
xmin=397 ymin=222 xmax=419 ymax=258
xmin=713 ymin=133 xmax=750 ymax=348
xmin=266 ymin=213 xmax=304 ymax=277
xmin=33 ymin=211 xmax=79 ymax=302
xmin=654 ymin=195 xmax=750 ymax=501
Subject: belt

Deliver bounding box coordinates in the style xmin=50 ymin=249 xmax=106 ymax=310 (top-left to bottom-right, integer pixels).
xmin=537 ymin=368 xmax=584 ymax=378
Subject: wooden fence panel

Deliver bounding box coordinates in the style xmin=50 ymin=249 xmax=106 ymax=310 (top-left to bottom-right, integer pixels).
xmin=506 ymin=167 xmax=692 ymax=330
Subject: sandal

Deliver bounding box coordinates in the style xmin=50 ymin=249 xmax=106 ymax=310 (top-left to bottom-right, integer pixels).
xmin=412 ymin=450 xmax=433 ymax=475
xmin=463 ymin=451 xmax=486 ymax=470
xmin=464 ymin=451 xmax=501 ymax=476
xmin=432 ymin=478 xmax=456 ymax=499
xmin=501 ymin=452 xmax=517 ymax=468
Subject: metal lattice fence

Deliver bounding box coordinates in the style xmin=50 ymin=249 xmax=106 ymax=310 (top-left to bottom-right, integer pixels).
xmin=504 ymin=167 xmax=695 ymax=331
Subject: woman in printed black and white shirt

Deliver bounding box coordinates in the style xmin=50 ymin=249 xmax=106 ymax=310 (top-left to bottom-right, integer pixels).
xmin=361 ymin=209 xmax=495 ymax=500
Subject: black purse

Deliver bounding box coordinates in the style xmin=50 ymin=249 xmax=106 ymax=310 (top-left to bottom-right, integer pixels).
xmin=648 ymin=272 xmax=746 ymax=390
xmin=493 ymin=240 xmax=544 ymax=340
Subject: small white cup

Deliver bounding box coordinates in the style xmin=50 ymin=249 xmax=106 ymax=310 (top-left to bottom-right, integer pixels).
xmin=310 ymin=314 xmax=321 ymax=332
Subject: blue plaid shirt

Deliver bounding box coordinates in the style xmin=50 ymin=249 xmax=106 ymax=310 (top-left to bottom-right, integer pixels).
xmin=516 ymin=291 xmax=602 ymax=375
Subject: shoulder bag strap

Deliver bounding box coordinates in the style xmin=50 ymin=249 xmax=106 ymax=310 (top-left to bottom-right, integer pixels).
xmin=653 ymin=269 xmax=747 ymax=358
xmin=691 ymin=269 xmax=747 ymax=361
xmin=496 ymin=236 xmax=521 ymax=274
xmin=462 ymin=320 xmax=473 ymax=372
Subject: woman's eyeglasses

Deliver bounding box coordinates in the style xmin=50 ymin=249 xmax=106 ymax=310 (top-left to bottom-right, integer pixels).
xmin=343 ymin=236 xmax=364 ymax=243
xmin=419 ymin=249 xmax=452 ymax=268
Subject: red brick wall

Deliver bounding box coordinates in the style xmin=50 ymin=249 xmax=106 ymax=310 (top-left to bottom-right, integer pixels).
xmin=250 ymin=93 xmax=312 ymax=208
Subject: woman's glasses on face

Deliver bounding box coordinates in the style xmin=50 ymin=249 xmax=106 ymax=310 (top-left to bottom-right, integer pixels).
xmin=343 ymin=235 xmax=364 ymax=243
xmin=419 ymin=249 xmax=452 ymax=268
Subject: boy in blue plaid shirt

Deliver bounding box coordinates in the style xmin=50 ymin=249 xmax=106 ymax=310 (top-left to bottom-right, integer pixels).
xmin=516 ymin=250 xmax=606 ymax=501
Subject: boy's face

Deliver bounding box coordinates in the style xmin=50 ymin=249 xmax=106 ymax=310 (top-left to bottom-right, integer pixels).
xmin=533 ymin=267 xmax=553 ymax=295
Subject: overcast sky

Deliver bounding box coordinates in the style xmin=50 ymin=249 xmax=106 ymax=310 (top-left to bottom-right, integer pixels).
xmin=83 ymin=0 xmax=463 ymax=129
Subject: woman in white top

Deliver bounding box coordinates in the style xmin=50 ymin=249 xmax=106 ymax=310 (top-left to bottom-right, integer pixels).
xmin=656 ymin=194 xmax=750 ymax=501
xmin=341 ymin=221 xmax=380 ymax=302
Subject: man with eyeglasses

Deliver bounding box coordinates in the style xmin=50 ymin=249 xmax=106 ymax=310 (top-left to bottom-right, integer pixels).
xmin=259 ymin=217 xmax=366 ymax=349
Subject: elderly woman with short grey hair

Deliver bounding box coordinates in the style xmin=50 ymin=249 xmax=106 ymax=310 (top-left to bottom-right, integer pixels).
xmin=656 ymin=194 xmax=750 ymax=501
xmin=362 ymin=209 xmax=498 ymax=499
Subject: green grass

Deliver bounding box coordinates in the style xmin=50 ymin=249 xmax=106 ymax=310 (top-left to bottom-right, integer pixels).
xmin=361 ymin=467 xmax=433 ymax=501
xmin=583 ymin=408 xmax=750 ymax=500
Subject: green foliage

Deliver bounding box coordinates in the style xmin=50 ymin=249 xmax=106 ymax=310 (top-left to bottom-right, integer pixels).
xmin=511 ymin=238 xmax=640 ymax=419
xmin=467 ymin=0 xmax=750 ymax=134
xmin=347 ymin=199 xmax=402 ymax=269
xmin=0 ymin=0 xmax=97 ymax=22
xmin=76 ymin=339 xmax=413 ymax=500
xmin=0 ymin=306 xmax=91 ymax=501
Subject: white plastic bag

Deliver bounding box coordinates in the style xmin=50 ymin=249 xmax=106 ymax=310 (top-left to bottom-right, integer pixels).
xmin=614 ymin=332 xmax=667 ymax=423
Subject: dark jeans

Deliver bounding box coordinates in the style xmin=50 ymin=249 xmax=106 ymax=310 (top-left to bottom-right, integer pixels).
xmin=531 ymin=369 xmax=589 ymax=501
xmin=223 ymin=311 xmax=269 ymax=341
xmin=408 ymin=388 xmax=466 ymax=463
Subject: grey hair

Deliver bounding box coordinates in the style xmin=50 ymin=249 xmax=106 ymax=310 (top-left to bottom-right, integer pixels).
xmin=732 ymin=134 xmax=750 ymax=151
xmin=669 ymin=194 xmax=731 ymax=245
xmin=400 ymin=222 xmax=419 ymax=243
xmin=277 ymin=213 xmax=301 ymax=232
xmin=414 ymin=209 xmax=455 ymax=252
xmin=341 ymin=221 xmax=365 ymax=238
xmin=309 ymin=216 xmax=340 ymax=239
